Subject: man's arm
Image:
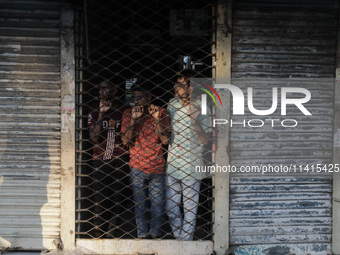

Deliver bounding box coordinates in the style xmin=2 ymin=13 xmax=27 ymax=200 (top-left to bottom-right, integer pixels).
xmin=190 ymin=104 xmax=211 ymax=145
xmin=192 ymin=121 xmax=211 ymax=145
xmin=121 ymin=107 xmax=143 ymax=146
xmin=88 ymin=100 xmax=113 ymax=143
xmin=149 ymin=105 xmax=171 ymax=145
xmin=89 ymin=112 xmax=104 ymax=144
xmin=155 ymin=118 xmax=171 ymax=145
xmin=121 ymin=117 xmax=136 ymax=146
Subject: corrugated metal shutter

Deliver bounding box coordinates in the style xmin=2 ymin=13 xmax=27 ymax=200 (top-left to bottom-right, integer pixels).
xmin=0 ymin=0 xmax=62 ymax=250
xmin=230 ymin=0 xmax=337 ymax=254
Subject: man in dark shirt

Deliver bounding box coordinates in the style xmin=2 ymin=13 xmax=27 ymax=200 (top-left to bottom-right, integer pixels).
xmin=87 ymin=80 xmax=129 ymax=238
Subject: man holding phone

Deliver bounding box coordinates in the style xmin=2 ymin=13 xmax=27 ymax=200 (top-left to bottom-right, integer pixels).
xmin=121 ymin=81 xmax=171 ymax=239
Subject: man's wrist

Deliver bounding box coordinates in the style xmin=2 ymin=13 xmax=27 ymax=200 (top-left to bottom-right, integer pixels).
xmin=97 ymin=112 xmax=104 ymax=122
xmin=129 ymin=118 xmax=136 ymax=125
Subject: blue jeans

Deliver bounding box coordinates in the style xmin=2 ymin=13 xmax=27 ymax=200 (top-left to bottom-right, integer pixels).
xmin=165 ymin=176 xmax=201 ymax=240
xmin=130 ymin=167 xmax=165 ymax=238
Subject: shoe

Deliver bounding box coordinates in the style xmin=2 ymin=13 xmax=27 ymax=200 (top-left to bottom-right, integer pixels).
xmin=106 ymin=216 xmax=118 ymax=238
xmin=149 ymin=235 xmax=161 ymax=239
xmin=92 ymin=229 xmax=104 ymax=238
xmin=138 ymin=234 xmax=151 ymax=239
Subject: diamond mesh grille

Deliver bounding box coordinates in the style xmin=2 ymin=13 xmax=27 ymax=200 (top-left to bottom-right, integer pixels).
xmin=74 ymin=0 xmax=216 ymax=240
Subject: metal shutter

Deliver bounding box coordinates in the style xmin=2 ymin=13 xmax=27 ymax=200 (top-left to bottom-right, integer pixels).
xmin=230 ymin=0 xmax=337 ymax=254
xmin=0 ymin=0 xmax=62 ymax=250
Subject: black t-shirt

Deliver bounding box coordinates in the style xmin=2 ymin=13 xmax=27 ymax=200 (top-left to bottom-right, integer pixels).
xmin=87 ymin=101 xmax=129 ymax=160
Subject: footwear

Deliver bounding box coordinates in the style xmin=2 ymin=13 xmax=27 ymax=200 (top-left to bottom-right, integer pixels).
xmin=149 ymin=234 xmax=161 ymax=239
xmin=138 ymin=234 xmax=151 ymax=239
xmin=106 ymin=216 xmax=119 ymax=238
xmin=92 ymin=229 xmax=104 ymax=238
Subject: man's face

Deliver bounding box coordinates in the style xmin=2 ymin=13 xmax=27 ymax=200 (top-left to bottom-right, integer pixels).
xmin=99 ymin=83 xmax=116 ymax=100
xmin=174 ymin=77 xmax=190 ymax=98
xmin=132 ymin=91 xmax=150 ymax=106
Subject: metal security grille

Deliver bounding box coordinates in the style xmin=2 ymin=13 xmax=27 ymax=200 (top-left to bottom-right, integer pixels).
xmin=74 ymin=0 xmax=216 ymax=241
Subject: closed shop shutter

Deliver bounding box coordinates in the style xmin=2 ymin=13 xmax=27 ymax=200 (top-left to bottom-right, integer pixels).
xmin=0 ymin=0 xmax=62 ymax=250
xmin=230 ymin=0 xmax=338 ymax=254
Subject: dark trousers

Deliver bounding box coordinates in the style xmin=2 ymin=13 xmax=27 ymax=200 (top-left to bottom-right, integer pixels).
xmin=90 ymin=155 xmax=130 ymax=234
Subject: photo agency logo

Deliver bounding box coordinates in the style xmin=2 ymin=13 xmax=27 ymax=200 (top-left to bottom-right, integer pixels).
xmin=193 ymin=79 xmax=312 ymax=128
xmin=197 ymin=83 xmax=223 ymax=115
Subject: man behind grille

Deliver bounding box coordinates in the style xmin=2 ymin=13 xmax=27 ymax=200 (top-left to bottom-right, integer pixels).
xmin=121 ymin=81 xmax=171 ymax=239
xmin=87 ymin=80 xmax=130 ymax=238
xmin=166 ymin=70 xmax=212 ymax=240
